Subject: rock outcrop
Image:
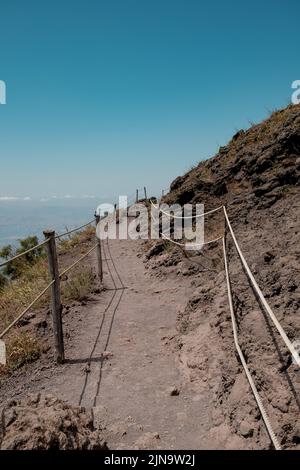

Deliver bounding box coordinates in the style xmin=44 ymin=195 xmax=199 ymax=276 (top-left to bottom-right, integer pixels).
xmin=0 ymin=394 xmax=108 ymax=450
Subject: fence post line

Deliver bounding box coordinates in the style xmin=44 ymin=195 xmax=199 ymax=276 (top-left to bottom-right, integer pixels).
xmin=95 ymin=214 xmax=103 ymax=283
xmin=144 ymin=186 xmax=147 ymax=200
xmin=43 ymin=229 xmax=64 ymax=364
xmin=136 ymin=189 xmax=139 ymax=203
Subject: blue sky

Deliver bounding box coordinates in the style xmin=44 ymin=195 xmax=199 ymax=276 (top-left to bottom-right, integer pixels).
xmin=0 ymin=0 xmax=299 ymax=201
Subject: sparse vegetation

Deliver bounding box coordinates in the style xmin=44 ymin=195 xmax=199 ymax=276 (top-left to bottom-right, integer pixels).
xmin=0 ymin=225 xmax=96 ymax=374
xmin=62 ymin=267 xmax=94 ymax=301
xmin=58 ymin=225 xmax=94 ymax=253
xmin=1 ymin=331 xmax=41 ymax=372
xmin=0 ymin=235 xmax=45 ymax=279
xmin=0 ymin=259 xmax=50 ymax=331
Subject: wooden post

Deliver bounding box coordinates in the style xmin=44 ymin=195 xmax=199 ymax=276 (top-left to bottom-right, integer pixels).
xmin=136 ymin=189 xmax=139 ymax=203
xmin=43 ymin=230 xmax=64 ymax=364
xmin=144 ymin=186 xmax=147 ymax=200
xmin=162 ymin=189 xmax=164 ymax=197
xmin=95 ymin=214 xmax=103 ymax=282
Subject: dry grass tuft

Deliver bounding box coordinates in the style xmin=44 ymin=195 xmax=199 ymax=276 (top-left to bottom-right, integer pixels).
xmin=0 ymin=260 xmax=50 ymax=331
xmin=58 ymin=225 xmax=95 ymax=252
xmin=62 ymin=267 xmax=94 ymax=302
xmin=1 ymin=331 xmax=41 ymax=372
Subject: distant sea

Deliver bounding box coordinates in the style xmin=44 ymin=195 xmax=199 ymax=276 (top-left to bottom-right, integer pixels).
xmin=0 ymin=198 xmax=104 ymax=250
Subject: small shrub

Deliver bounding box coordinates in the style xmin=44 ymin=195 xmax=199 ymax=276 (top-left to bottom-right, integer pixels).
xmin=0 ymin=236 xmax=45 ymax=279
xmin=5 ymin=331 xmax=41 ymax=371
xmin=62 ymin=268 xmax=94 ymax=301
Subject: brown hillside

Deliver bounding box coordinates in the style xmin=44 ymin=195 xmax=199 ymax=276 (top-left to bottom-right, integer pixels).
xmin=146 ymin=104 xmax=300 ymax=449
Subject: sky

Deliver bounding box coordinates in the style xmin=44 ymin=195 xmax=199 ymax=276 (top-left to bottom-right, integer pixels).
xmin=0 ymin=0 xmax=299 ymax=202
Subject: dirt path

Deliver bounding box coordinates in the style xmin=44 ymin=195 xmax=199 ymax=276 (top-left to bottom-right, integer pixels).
xmin=2 ymin=236 xmax=221 ymax=449
xmin=79 ymin=237 xmax=213 ymax=449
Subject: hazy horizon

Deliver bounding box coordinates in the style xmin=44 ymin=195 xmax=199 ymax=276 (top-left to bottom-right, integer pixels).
xmin=0 ymin=188 xmax=163 ymax=247
xmin=0 ymin=198 xmax=101 ymax=248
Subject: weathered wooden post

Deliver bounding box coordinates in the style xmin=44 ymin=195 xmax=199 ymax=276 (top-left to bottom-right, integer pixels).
xmin=43 ymin=230 xmax=64 ymax=364
xmin=144 ymin=186 xmax=147 ymax=200
xmin=136 ymin=189 xmax=139 ymax=203
xmin=95 ymin=213 xmax=103 ymax=282
xmin=162 ymin=189 xmax=164 ymax=197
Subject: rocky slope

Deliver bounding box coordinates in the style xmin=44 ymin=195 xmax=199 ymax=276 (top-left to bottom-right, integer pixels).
xmin=145 ymin=104 xmax=300 ymax=449
xmin=0 ymin=394 xmax=108 ymax=450
xmin=166 ymin=104 xmax=300 ymax=210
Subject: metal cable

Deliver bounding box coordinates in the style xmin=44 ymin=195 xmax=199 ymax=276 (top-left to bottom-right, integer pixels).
xmin=0 ymin=239 xmax=50 ymax=268
xmin=223 ymin=206 xmax=300 ymax=368
xmin=222 ymin=236 xmax=281 ymax=450
xmin=0 ymin=280 xmax=54 ymax=339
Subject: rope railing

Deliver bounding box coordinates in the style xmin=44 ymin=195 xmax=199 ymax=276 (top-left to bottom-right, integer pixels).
xmin=0 ymin=218 xmax=96 ymax=269
xmin=161 ymin=232 xmax=223 ymax=248
xmin=0 ymin=216 xmax=102 ymax=364
xmin=0 ymin=189 xmax=297 ymax=449
xmin=150 ymin=199 xmax=297 ymax=449
xmin=150 ymin=199 xmax=223 ymax=219
xmin=0 ymin=193 xmax=154 ymax=362
xmin=0 ymin=238 xmax=50 ymax=268
xmin=55 ymin=219 xmax=95 ymax=239
xmin=155 ymin=201 xmax=300 ymax=365
xmin=0 ymin=280 xmax=54 ymax=340
xmin=151 ymin=199 xmax=300 ymax=369
xmin=150 ymin=210 xmax=223 ymax=248
xmin=223 ymin=206 xmax=300 ymax=368
xmin=59 ymin=243 xmax=98 ymax=278
xmin=222 ymin=236 xmax=281 ymax=450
